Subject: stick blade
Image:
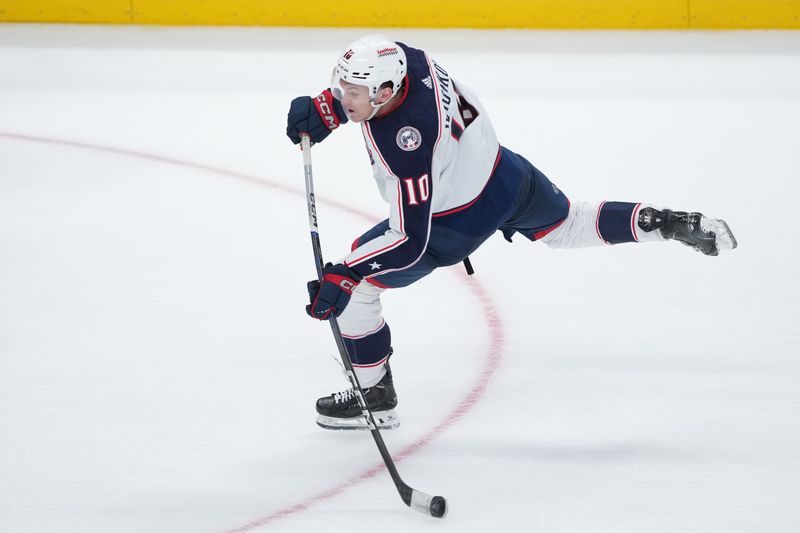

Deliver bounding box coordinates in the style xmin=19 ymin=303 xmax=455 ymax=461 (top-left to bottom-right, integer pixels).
xmin=410 ymin=490 xmax=448 ymax=518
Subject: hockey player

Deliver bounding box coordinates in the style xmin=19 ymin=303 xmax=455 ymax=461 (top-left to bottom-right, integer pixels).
xmin=285 ymin=34 xmax=737 ymax=430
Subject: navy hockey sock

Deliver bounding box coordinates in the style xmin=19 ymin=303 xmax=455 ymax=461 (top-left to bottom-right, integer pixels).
xmin=597 ymin=201 xmax=641 ymax=244
xmin=343 ymin=321 xmax=392 ymax=387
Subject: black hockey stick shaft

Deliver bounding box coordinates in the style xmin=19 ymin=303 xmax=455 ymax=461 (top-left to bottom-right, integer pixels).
xmin=300 ymin=134 xmax=446 ymax=518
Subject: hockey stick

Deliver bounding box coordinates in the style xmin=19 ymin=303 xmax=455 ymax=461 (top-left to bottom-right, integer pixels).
xmin=300 ymin=134 xmax=447 ymax=519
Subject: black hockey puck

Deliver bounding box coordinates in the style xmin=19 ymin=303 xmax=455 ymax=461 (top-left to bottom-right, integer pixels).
xmin=429 ymin=496 xmax=447 ymax=518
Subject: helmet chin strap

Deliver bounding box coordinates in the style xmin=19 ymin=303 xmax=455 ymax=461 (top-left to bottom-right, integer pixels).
xmin=367 ymin=98 xmax=389 ymax=120
xmin=367 ymin=80 xmax=404 ymax=120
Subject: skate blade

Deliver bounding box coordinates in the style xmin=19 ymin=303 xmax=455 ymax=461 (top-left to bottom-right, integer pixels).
xmin=316 ymin=409 xmax=400 ymax=431
xmin=701 ymin=217 xmax=738 ymax=252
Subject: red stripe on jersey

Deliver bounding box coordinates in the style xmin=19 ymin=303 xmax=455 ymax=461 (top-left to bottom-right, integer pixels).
xmin=432 ymin=146 xmax=501 ymax=218
xmin=377 ymin=74 xmax=410 ymax=118
xmin=346 ymin=235 xmax=409 ymax=266
xmin=365 ymin=277 xmax=392 ymax=289
xmin=396 ymin=179 xmax=404 ymax=233
xmin=363 ymin=122 xmax=394 ymax=178
xmin=424 ymin=53 xmax=444 ymax=154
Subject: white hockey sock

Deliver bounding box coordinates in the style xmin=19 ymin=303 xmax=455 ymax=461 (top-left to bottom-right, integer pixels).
xmin=635 ymin=204 xmax=667 ymax=242
xmin=541 ymin=201 xmax=664 ymax=248
xmin=353 ymin=356 xmax=389 ymax=388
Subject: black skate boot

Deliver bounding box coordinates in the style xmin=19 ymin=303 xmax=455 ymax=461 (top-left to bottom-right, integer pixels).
xmin=316 ymin=363 xmax=399 ymax=430
xmin=637 ymin=207 xmax=737 ymax=256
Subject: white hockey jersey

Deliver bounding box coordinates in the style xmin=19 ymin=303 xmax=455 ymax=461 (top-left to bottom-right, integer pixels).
xmin=343 ymin=42 xmax=501 ymax=280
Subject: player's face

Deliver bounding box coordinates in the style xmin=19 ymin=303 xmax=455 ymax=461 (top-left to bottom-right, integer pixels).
xmin=337 ymin=81 xmax=373 ymax=122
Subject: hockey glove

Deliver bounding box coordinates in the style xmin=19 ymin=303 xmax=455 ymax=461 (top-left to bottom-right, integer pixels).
xmin=286 ymin=89 xmax=348 ymax=145
xmin=306 ymin=263 xmax=362 ymax=320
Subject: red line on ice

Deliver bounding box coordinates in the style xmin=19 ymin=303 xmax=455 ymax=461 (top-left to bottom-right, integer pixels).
xmin=0 ymin=131 xmax=506 ymax=531
xmin=227 ymin=271 xmax=503 ymax=532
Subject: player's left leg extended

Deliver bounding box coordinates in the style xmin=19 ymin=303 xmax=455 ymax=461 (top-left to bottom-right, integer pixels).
xmin=541 ymin=201 xmax=737 ymax=256
xmin=496 ymin=147 xmax=736 ymax=255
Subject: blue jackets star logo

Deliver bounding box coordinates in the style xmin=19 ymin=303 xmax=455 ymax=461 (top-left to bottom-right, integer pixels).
xmin=369 ymin=261 xmax=382 ymax=271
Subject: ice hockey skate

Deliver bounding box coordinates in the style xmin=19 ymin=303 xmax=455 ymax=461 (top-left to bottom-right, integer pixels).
xmin=638 ymin=207 xmax=737 ymax=256
xmin=316 ymin=364 xmax=400 ymax=430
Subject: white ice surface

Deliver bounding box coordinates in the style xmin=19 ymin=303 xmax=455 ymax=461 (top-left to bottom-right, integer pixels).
xmin=1 ymin=25 xmax=799 ymax=533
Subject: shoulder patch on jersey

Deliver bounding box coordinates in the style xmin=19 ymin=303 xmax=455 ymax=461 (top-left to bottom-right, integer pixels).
xmin=396 ymin=126 xmax=422 ymax=152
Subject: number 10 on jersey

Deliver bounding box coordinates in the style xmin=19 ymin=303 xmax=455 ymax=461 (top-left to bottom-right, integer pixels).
xmin=402 ymin=174 xmax=430 ymax=206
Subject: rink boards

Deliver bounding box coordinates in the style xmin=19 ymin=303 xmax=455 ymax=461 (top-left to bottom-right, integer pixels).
xmin=1 ymin=0 xmax=799 ymax=29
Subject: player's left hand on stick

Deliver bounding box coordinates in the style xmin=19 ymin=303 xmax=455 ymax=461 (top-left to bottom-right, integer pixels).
xmin=306 ymin=263 xmax=362 ymax=320
xmin=286 ymin=89 xmax=348 ymax=145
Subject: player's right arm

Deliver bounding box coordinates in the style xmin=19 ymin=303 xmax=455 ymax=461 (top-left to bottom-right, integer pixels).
xmin=286 ymin=90 xmax=348 ymax=145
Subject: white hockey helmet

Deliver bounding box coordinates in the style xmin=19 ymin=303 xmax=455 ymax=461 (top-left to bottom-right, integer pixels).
xmin=330 ymin=34 xmax=407 ymax=104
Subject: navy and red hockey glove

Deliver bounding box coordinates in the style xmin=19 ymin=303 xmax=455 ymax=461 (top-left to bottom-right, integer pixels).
xmin=306 ymin=263 xmax=362 ymax=320
xmin=286 ymin=89 xmax=348 ymax=145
